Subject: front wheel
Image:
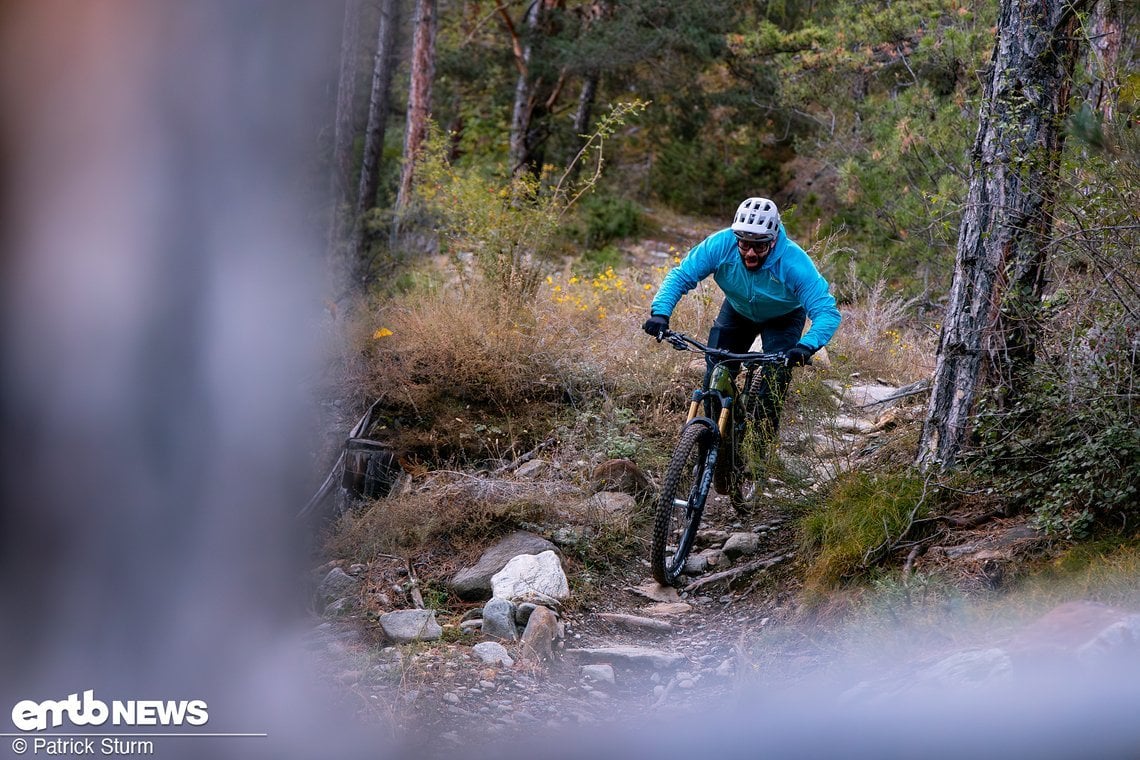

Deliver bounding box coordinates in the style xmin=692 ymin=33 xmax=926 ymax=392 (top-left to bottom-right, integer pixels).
xmin=651 ymin=424 xmax=715 ymax=586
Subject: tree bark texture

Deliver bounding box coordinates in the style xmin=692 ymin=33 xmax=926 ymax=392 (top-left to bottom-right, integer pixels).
xmin=357 ymin=0 xmax=401 ymax=219
xmin=508 ymin=0 xmax=546 ymax=175
xmin=568 ymin=70 xmax=598 ymax=167
xmin=917 ymin=0 xmax=1089 ymax=471
xmin=1083 ymin=0 xmax=1126 ymax=121
xmin=327 ymin=0 xmax=364 ymax=283
xmin=396 ymin=0 xmax=436 ymax=211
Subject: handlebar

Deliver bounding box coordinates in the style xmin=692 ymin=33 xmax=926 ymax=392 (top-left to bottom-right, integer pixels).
xmin=658 ymin=329 xmax=798 ymax=365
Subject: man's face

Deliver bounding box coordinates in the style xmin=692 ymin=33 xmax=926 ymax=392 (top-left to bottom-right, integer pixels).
xmin=736 ymin=236 xmax=774 ymax=271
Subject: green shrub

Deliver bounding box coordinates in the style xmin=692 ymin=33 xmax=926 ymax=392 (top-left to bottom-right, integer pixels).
xmin=798 ymin=471 xmax=931 ymax=591
xmin=973 ymin=385 xmax=1140 ymax=537
xmin=575 ymin=194 xmax=644 ymax=249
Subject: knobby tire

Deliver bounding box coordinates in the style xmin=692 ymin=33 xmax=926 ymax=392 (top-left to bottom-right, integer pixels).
xmin=651 ymin=423 xmax=714 ymax=586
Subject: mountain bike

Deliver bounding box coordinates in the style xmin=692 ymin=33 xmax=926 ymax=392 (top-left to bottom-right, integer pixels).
xmin=649 ymin=330 xmax=800 ymax=586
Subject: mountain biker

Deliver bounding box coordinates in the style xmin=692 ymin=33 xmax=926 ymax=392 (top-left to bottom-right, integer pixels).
xmin=642 ymin=196 xmax=841 ymax=446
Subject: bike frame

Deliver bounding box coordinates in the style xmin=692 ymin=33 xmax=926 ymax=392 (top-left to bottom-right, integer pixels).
xmin=665 ymin=330 xmax=784 ymax=441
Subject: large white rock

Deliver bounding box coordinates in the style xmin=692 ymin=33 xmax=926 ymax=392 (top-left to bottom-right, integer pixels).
xmin=490 ymin=550 xmax=569 ymax=604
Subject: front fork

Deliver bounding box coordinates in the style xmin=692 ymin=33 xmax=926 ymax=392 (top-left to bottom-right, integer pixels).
xmin=686 ymin=391 xmax=733 ymax=439
xmin=681 ymin=393 xmax=728 ymax=514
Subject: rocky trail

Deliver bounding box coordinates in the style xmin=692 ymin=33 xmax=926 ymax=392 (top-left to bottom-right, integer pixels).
xmin=303 ymin=227 xmax=1139 ymax=757
xmin=301 ymin=369 xmax=1138 ymax=757
xmin=306 ymin=498 xmax=801 ymax=756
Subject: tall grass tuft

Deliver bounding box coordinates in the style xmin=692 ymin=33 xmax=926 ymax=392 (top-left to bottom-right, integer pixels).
xmin=798 ymin=470 xmax=931 ymax=594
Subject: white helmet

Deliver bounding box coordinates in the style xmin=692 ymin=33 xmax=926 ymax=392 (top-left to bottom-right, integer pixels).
xmin=731 ymin=197 xmax=780 ymax=241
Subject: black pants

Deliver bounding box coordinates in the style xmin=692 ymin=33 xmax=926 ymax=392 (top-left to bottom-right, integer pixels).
xmin=706 ymin=301 xmax=806 ymax=443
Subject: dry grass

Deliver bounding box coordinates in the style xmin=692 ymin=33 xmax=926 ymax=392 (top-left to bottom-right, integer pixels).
xmin=827 ymin=265 xmax=936 ymax=384
xmin=326 ymin=475 xmax=568 ymax=562
xmin=334 ymin=254 xmax=725 ymax=466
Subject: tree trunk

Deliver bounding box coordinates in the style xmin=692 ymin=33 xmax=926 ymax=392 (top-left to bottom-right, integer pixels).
xmin=395 ymin=0 xmax=436 ymax=212
xmin=357 ymin=0 xmax=401 ymax=217
xmin=917 ymin=0 xmax=1090 ymax=471
xmin=567 ymin=69 xmax=598 ymax=171
xmin=350 ymin=0 xmax=401 ymax=284
xmin=1083 ymin=0 xmax=1125 ymax=121
xmin=508 ymin=0 xmax=545 ymax=175
xmin=327 ymin=0 xmax=364 ymax=285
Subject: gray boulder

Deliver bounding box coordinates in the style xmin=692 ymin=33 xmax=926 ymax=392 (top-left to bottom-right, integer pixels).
xmin=481 ymin=597 xmax=519 ymax=642
xmin=317 ymin=567 xmax=359 ymax=607
xmin=450 ymin=531 xmax=559 ymax=601
xmin=379 ymin=609 xmax=442 ymax=643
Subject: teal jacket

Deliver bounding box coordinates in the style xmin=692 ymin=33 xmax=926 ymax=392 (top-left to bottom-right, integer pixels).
xmin=651 ymin=227 xmax=841 ymax=351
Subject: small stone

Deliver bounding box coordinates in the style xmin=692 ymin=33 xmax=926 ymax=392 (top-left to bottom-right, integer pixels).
xmin=472 ymin=641 xmax=515 ymax=668
xmin=581 ymin=663 xmax=616 ymax=685
xmin=722 ymin=532 xmax=760 ymax=559
xmin=683 ymin=554 xmax=709 ymax=574
xmin=442 ymin=692 xmax=460 ymax=705
xmin=515 ymin=459 xmax=549 ymax=479
xmin=379 ymin=609 xmax=442 ymax=643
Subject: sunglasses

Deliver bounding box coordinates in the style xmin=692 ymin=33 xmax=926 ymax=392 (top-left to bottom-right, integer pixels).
xmin=735 ymin=236 xmax=774 ymax=252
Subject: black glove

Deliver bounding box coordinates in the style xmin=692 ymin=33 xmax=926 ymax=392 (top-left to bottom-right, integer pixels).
xmin=642 ymin=314 xmax=669 ymax=339
xmin=785 ymin=343 xmax=815 ymax=367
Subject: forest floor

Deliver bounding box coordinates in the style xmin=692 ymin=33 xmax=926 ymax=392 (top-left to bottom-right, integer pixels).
xmin=307 ymin=370 xmax=1063 ymax=758
xmin=306 ymin=211 xmax=1139 ymax=758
